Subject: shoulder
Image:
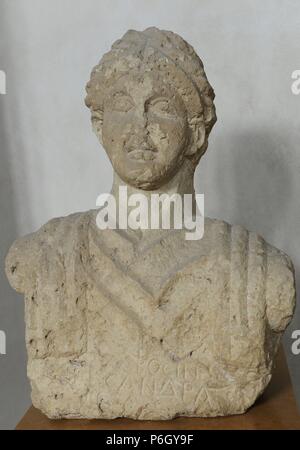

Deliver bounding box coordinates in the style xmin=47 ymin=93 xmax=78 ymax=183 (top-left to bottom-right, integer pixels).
xmin=5 ymin=210 xmax=93 ymax=293
xmin=264 ymin=242 xmax=296 ymax=331
xmin=204 ymin=217 xmax=295 ymax=331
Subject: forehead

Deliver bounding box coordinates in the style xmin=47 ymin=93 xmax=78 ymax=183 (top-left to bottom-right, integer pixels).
xmin=107 ymin=71 xmax=176 ymax=99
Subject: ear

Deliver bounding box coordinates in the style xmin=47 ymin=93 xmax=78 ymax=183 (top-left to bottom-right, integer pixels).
xmin=185 ymin=120 xmax=206 ymax=156
xmin=91 ymin=109 xmax=104 ymax=145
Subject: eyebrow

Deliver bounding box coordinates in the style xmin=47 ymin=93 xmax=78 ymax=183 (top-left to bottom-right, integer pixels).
xmin=104 ymin=89 xmax=132 ymax=105
xmin=149 ymin=95 xmax=169 ymax=102
xmin=146 ymin=94 xmax=171 ymax=104
xmin=111 ymin=90 xmax=131 ymax=98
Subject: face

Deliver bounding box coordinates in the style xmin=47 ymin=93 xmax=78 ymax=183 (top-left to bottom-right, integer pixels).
xmin=101 ymin=72 xmax=189 ymax=189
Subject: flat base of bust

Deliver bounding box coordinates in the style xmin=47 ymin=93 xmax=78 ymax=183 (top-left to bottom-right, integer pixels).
xmin=16 ymin=347 xmax=300 ymax=429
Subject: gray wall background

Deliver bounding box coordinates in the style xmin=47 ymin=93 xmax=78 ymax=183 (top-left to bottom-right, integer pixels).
xmin=0 ymin=0 xmax=299 ymax=429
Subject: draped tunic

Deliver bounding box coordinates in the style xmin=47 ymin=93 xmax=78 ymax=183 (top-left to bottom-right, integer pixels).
xmin=6 ymin=210 xmax=295 ymax=419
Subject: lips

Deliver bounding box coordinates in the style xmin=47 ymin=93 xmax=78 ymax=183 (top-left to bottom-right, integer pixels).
xmin=125 ymin=145 xmax=157 ymax=161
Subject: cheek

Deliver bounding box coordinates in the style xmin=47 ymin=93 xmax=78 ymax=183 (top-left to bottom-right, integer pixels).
xmin=102 ymin=112 xmax=131 ymax=150
xmin=169 ymin=120 xmax=187 ymax=148
xmin=151 ymin=118 xmax=187 ymax=155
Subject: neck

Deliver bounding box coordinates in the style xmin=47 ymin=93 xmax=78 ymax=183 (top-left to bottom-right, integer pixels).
xmin=111 ymin=160 xmax=196 ymax=199
xmin=110 ymin=160 xmax=197 ymax=239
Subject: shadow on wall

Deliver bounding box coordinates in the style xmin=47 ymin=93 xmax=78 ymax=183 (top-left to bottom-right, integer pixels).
xmin=0 ymin=4 xmax=31 ymax=429
xmin=212 ymin=131 xmax=293 ymax=240
xmin=213 ymin=131 xmax=299 ymax=288
xmin=207 ymin=130 xmax=300 ymax=407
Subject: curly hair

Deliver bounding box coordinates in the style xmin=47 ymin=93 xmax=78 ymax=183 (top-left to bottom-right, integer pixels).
xmin=85 ymin=27 xmax=217 ymax=165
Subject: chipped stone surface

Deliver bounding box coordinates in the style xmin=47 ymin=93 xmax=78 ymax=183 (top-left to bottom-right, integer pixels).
xmin=5 ymin=28 xmax=296 ymax=419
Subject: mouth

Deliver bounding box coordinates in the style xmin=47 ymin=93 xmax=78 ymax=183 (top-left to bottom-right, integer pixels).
xmin=125 ymin=146 xmax=157 ymax=161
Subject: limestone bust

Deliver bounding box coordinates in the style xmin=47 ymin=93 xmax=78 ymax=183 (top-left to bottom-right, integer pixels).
xmin=6 ymin=28 xmax=296 ymax=420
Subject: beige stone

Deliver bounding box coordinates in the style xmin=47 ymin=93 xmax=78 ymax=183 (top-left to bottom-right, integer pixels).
xmin=5 ymin=28 xmax=296 ymax=419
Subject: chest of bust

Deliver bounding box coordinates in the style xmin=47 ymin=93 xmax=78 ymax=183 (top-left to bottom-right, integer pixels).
xmin=23 ymin=214 xmax=290 ymax=419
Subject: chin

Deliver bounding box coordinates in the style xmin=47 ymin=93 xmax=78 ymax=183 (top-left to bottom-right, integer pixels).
xmin=129 ymin=174 xmax=169 ymax=190
xmin=115 ymin=171 xmax=158 ymax=190
xmin=116 ymin=159 xmax=176 ymax=190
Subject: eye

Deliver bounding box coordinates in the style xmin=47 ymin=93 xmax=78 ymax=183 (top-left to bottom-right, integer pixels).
xmin=147 ymin=97 xmax=176 ymax=118
xmin=110 ymin=93 xmax=134 ymax=112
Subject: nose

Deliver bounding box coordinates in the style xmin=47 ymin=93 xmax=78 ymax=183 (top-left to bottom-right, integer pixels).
xmin=134 ymin=104 xmax=148 ymax=130
xmin=130 ymin=106 xmax=149 ymax=141
xmin=125 ymin=106 xmax=152 ymax=150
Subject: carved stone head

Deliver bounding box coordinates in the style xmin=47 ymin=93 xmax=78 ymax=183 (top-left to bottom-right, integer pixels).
xmin=85 ymin=27 xmax=217 ymax=190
